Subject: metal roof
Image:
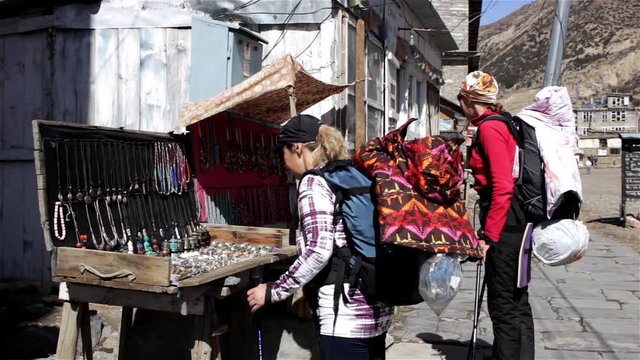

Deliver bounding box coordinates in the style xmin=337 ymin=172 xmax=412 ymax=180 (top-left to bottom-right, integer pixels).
xmin=404 ymin=0 xmax=458 ymax=52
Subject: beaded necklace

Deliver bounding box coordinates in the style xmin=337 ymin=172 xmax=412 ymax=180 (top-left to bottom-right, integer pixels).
xmin=53 ymin=201 xmax=66 ymax=241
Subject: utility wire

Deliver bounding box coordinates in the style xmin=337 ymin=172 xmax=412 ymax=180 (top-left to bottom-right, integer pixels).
xmin=261 ymin=0 xmax=303 ymax=62
xmin=294 ymin=11 xmax=334 ymax=59
xmin=213 ymin=0 xmax=263 ymax=19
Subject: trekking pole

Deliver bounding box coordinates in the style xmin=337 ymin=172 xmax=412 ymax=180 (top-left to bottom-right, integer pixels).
xmin=467 ymin=262 xmax=486 ymax=360
xmin=250 ymin=273 xmax=264 ymax=360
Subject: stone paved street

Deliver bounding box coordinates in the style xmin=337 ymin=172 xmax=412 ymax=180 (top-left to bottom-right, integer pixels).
xmin=386 ymin=231 xmax=640 ymax=360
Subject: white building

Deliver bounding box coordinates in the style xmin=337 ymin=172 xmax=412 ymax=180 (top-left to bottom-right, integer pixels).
xmin=576 ymin=93 xmax=639 ymax=135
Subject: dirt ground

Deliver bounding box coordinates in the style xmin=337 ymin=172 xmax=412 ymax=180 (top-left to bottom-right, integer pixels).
xmin=578 ymin=166 xmax=640 ymax=252
xmin=1 ymin=166 xmax=638 ymax=359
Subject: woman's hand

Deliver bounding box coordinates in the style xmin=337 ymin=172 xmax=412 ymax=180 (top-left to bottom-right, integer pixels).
xmin=247 ymin=283 xmax=268 ymax=313
xmin=478 ymin=239 xmax=490 ymax=263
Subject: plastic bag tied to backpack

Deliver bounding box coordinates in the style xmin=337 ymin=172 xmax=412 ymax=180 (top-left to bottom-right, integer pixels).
xmin=418 ymin=253 xmax=463 ymax=316
xmin=532 ymin=219 xmax=589 ymax=266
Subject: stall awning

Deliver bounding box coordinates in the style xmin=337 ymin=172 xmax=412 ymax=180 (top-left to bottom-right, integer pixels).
xmin=175 ymin=54 xmax=350 ymax=130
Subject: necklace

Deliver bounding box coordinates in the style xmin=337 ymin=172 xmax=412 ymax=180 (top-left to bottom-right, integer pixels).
xmin=155 ymin=194 xmax=169 ymax=239
xmin=100 ymin=141 xmax=110 ymax=203
xmin=52 ymin=139 xmax=64 ymax=202
xmin=111 ymin=142 xmax=119 ymax=204
xmin=85 ymin=201 xmax=102 ymax=249
xmin=93 ymin=200 xmax=110 ymax=250
xmin=53 ymin=201 xmax=66 ymax=241
xmin=74 ymin=141 xmax=85 ymax=202
xmin=79 ymin=140 xmax=92 ymax=205
xmin=64 ymin=140 xmax=74 ymax=201
xmin=138 ymin=142 xmax=146 ymax=193
xmin=65 ymin=202 xmax=82 ymax=248
xmin=86 ymin=141 xmax=97 ymax=198
xmin=93 ymin=142 xmax=104 ymax=198
xmin=105 ymin=196 xmax=124 ymax=246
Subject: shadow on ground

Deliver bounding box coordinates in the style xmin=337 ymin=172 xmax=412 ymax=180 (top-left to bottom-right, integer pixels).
xmin=0 ymin=281 xmax=60 ymax=359
xmin=417 ymin=332 xmax=492 ymax=360
xmin=587 ymin=216 xmax=624 ymax=226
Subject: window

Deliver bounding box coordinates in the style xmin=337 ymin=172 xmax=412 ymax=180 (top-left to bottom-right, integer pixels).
xmin=599 ymin=139 xmax=607 ymax=148
xmin=366 ymin=39 xmax=383 ymax=104
xmin=426 ymin=82 xmax=439 ymax=135
xmin=408 ymin=75 xmax=414 ymax=116
xmin=389 ymin=83 xmax=397 ymax=110
xmin=416 ymin=80 xmax=423 ymax=119
xmin=342 ymin=25 xmax=385 ymax=142
xmin=367 ymin=106 xmax=383 ymax=140
xmin=395 ymin=68 xmax=401 ymax=113
xmin=365 ymin=37 xmax=384 ymax=140
xmin=610 ymin=148 xmax=621 ymax=155
xmin=347 ymin=24 xmax=356 ymax=84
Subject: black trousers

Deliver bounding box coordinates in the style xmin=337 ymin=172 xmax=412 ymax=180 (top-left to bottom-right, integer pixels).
xmin=485 ymin=229 xmax=535 ymax=360
xmin=318 ymin=333 xmax=386 ymax=360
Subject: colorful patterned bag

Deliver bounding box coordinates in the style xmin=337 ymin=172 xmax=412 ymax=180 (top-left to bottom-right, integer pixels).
xmin=354 ymin=119 xmax=481 ymax=258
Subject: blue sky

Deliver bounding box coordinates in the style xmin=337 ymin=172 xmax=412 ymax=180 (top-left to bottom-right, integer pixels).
xmin=480 ymin=0 xmax=535 ymax=25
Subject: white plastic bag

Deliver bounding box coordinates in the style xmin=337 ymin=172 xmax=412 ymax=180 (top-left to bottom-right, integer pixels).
xmin=532 ymin=219 xmax=589 ymax=266
xmin=418 ymin=253 xmax=463 ymax=316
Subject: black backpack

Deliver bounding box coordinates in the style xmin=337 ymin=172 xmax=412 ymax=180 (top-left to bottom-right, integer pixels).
xmin=474 ymin=113 xmax=581 ymax=225
xmin=301 ymin=161 xmax=424 ymax=313
xmin=474 ymin=114 xmax=548 ymax=225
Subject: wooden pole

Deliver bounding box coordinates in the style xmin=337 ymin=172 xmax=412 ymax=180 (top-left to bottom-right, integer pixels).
xmin=287 ymin=86 xmax=298 ymax=117
xmin=56 ymin=302 xmax=81 ymax=359
xmin=355 ymin=19 xmax=366 ymax=150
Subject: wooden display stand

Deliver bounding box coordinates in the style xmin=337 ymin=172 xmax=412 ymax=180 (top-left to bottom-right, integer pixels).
xmin=52 ymin=244 xmax=295 ymax=360
xmin=32 ymin=120 xmax=296 ymax=359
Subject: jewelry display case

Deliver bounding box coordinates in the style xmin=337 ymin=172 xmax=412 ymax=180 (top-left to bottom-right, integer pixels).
xmin=33 ymin=118 xmax=294 ymax=291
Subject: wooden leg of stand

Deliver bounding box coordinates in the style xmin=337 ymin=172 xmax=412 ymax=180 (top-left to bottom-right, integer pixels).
xmin=191 ymin=298 xmax=214 ymax=360
xmin=56 ymin=302 xmax=81 ymax=360
xmin=116 ymin=307 xmax=133 ymax=360
xmin=79 ymin=303 xmax=93 ymax=360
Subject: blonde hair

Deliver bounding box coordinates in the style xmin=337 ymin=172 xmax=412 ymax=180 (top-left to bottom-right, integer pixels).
xmin=307 ymin=125 xmax=350 ymax=167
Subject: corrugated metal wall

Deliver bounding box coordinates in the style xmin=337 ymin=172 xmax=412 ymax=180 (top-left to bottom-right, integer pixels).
xmin=0 ymin=27 xmax=191 ymax=286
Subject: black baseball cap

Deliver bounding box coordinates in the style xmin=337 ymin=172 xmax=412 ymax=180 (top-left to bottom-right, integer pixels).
xmin=276 ymin=114 xmax=321 ymax=151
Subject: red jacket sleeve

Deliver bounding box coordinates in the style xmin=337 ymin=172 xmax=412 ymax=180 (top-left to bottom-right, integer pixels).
xmin=478 ymin=121 xmax=517 ymax=242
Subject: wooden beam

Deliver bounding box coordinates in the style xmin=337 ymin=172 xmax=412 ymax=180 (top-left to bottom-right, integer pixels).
xmin=117 ymin=307 xmax=133 ymax=360
xmin=191 ymin=297 xmax=215 ymax=360
xmin=56 ymin=302 xmax=81 ymax=359
xmin=355 ymin=19 xmax=366 ymax=150
xmin=60 ymin=282 xmax=207 ymax=315
xmin=207 ymin=224 xmax=289 ymax=248
xmin=79 ymin=303 xmax=94 ymax=360
xmin=55 ymin=247 xmax=171 ymax=287
xmin=52 ymin=276 xmax=177 ymax=294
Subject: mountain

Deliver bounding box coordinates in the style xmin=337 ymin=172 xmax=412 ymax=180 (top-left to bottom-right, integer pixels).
xmin=478 ymin=0 xmax=640 ymax=111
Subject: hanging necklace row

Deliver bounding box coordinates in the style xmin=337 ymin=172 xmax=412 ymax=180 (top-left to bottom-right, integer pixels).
xmin=44 ymin=137 xmax=199 ymax=255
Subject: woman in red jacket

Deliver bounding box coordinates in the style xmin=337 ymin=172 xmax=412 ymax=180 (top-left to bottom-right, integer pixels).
xmin=458 ymin=71 xmax=534 ymax=360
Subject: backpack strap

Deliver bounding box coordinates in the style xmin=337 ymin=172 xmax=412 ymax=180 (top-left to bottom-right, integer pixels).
xmin=472 ymin=114 xmax=522 ymax=155
xmin=300 ymin=165 xmax=354 ymax=325
xmin=472 ymin=114 xmax=528 ymax=229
